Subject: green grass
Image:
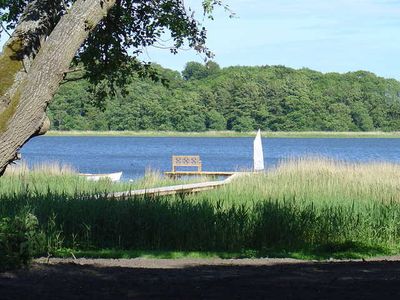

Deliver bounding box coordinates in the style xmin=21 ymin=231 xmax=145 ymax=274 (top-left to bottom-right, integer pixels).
xmin=1 ymin=162 xmax=209 ymax=197
xmin=2 ymin=157 xmax=400 ymax=261
xmin=54 ymin=248 xmax=231 ymax=259
xmin=46 ymin=130 xmax=400 ymax=138
xmin=201 ymin=157 xmax=400 ymax=207
xmin=53 ymin=242 xmax=399 ymax=260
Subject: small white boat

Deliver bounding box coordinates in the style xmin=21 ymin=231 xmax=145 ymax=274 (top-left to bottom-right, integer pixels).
xmin=253 ymin=129 xmax=265 ymax=171
xmin=79 ymin=171 xmax=123 ymax=182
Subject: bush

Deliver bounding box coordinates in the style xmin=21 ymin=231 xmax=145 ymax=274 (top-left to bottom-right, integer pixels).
xmin=0 ymin=209 xmax=43 ymax=271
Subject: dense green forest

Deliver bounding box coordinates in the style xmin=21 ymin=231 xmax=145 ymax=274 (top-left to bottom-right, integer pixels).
xmin=49 ymin=62 xmax=400 ymax=132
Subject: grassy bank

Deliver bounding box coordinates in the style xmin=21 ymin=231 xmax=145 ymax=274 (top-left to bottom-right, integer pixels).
xmin=1 ymin=162 xmax=208 ymax=196
xmin=2 ymin=157 xmax=400 ymax=266
xmin=45 ymin=130 xmax=400 ymax=138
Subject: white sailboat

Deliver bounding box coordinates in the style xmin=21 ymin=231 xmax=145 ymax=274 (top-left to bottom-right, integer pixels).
xmin=253 ymin=129 xmax=265 ymax=171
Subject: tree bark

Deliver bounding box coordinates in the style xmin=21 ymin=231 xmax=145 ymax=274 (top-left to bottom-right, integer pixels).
xmin=0 ymin=0 xmax=61 ymax=112
xmin=0 ymin=0 xmax=62 ymax=144
xmin=0 ymin=0 xmax=116 ymax=175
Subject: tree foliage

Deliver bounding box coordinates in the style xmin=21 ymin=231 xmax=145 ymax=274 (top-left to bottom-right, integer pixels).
xmin=49 ymin=63 xmax=400 ymax=132
xmin=0 ymin=0 xmax=223 ymax=99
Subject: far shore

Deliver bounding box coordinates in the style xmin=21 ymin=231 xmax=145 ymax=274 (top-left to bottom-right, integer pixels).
xmin=45 ymin=130 xmax=400 ymax=138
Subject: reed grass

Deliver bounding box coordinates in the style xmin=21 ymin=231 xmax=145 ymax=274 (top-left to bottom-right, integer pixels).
xmin=2 ymin=157 xmax=400 ymax=259
xmin=46 ymin=130 xmax=400 ymax=138
xmin=200 ymin=157 xmax=400 ymax=207
xmin=0 ymin=162 xmax=209 ymax=197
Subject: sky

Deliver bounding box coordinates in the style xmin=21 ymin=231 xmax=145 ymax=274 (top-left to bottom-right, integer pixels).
xmin=2 ymin=0 xmax=400 ymax=79
xmin=140 ymin=0 xmax=400 ymax=79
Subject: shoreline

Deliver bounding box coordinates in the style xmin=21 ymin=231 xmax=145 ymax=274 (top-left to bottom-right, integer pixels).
xmin=45 ymin=130 xmax=400 ymax=138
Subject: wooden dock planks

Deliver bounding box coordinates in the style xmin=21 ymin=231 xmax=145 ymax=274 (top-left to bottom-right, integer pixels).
xmin=108 ymin=173 xmax=242 ymax=199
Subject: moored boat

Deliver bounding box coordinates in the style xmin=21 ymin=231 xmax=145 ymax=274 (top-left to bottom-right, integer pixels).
xmin=79 ymin=171 xmax=123 ymax=182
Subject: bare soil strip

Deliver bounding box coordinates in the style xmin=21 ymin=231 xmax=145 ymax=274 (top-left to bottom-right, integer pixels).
xmin=2 ymin=257 xmax=400 ymax=299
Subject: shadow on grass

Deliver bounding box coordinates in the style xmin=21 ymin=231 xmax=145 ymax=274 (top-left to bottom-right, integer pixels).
xmin=4 ymin=193 xmax=400 ymax=264
xmin=260 ymin=241 xmax=394 ymax=260
xmin=54 ymin=241 xmax=396 ymax=261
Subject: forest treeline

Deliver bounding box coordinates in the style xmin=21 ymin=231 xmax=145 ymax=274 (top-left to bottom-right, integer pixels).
xmin=49 ymin=62 xmax=400 ymax=132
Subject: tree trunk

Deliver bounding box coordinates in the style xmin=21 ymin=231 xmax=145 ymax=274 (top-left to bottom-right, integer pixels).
xmin=0 ymin=0 xmax=116 ymax=175
xmin=0 ymin=0 xmax=59 ymax=113
xmin=0 ymin=0 xmax=61 ymax=144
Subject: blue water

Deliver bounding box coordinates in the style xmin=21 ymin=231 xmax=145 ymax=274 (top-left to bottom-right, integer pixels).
xmin=20 ymin=136 xmax=400 ymax=180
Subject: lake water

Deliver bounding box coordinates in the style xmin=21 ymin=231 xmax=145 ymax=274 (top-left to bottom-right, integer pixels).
xmin=20 ymin=136 xmax=400 ymax=180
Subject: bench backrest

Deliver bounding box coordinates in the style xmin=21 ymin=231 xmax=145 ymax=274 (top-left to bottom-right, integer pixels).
xmin=172 ymin=155 xmax=202 ymax=172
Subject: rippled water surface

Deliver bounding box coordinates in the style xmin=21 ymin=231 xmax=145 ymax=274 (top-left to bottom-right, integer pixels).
xmin=21 ymin=136 xmax=400 ymax=180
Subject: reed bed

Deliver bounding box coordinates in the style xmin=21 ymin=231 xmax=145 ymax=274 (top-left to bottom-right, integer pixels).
xmin=201 ymin=157 xmax=400 ymax=207
xmin=0 ymin=162 xmax=209 ymax=197
xmin=46 ymin=130 xmax=400 ymax=138
xmin=2 ymin=157 xmax=400 ymax=260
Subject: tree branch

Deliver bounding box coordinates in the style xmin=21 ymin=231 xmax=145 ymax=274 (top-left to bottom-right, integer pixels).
xmin=61 ymin=75 xmax=88 ymax=84
xmin=64 ymin=66 xmax=84 ymax=74
xmin=0 ymin=23 xmax=12 ymax=37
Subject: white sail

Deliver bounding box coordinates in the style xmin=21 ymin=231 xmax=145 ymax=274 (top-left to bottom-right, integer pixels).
xmin=253 ymin=129 xmax=265 ymax=171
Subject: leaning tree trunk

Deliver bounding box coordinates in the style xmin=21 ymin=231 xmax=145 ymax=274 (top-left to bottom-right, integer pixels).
xmin=0 ymin=0 xmax=60 ymax=127
xmin=0 ymin=0 xmax=116 ymax=175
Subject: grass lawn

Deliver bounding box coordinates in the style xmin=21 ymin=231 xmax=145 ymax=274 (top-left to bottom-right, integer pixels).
xmin=46 ymin=130 xmax=400 ymax=138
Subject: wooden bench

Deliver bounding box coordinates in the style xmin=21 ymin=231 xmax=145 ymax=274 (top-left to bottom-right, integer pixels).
xmin=172 ymin=155 xmax=202 ymax=173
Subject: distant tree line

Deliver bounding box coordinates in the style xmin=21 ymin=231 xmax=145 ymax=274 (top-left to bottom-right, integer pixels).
xmin=48 ymin=62 xmax=400 ymax=132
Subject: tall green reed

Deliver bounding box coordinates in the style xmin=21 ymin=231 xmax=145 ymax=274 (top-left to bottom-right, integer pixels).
xmin=2 ymin=158 xmax=400 ymax=255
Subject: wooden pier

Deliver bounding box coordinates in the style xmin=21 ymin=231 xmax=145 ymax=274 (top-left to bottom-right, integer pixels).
xmin=107 ymin=155 xmax=246 ymax=199
xmin=108 ymin=172 xmax=242 ymax=199
xmin=164 ymin=171 xmax=235 ymax=177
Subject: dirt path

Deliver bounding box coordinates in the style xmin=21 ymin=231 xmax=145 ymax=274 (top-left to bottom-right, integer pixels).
xmin=2 ymin=257 xmax=400 ymax=299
